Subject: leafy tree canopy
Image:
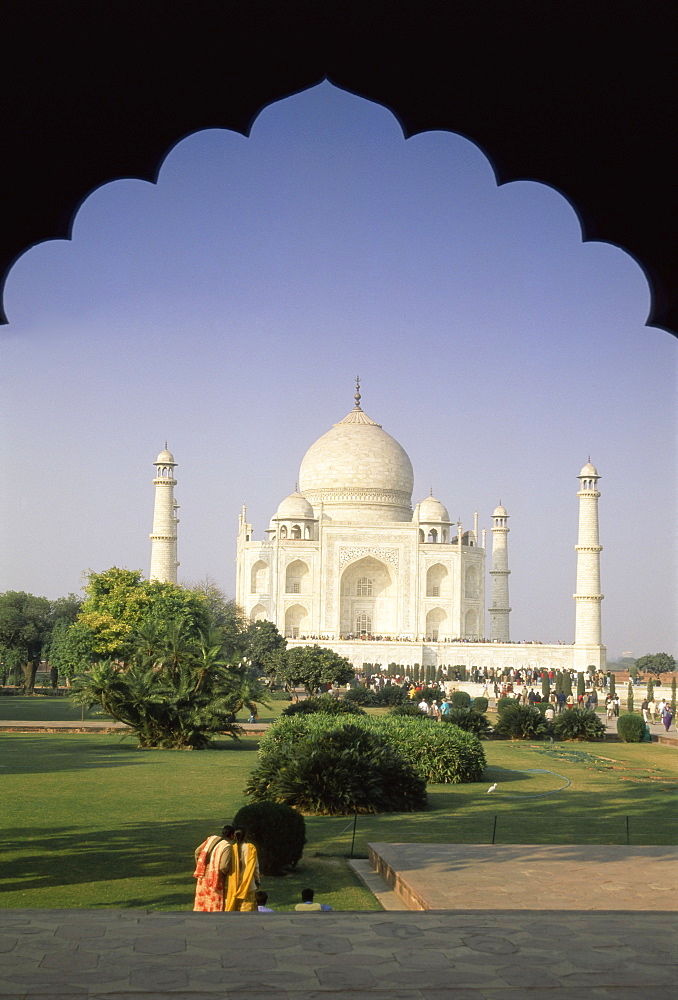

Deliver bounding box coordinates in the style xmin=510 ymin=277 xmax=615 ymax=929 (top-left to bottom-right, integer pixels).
xmin=0 ymin=591 xmax=52 ymax=692
xmin=245 ymin=619 xmax=286 ymax=673
xmin=635 ymin=652 xmax=675 ymax=677
xmin=76 ymin=567 xmax=210 ymax=659
xmin=268 ymin=644 xmax=355 ymax=696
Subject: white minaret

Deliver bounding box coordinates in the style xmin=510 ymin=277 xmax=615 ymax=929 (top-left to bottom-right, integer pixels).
xmin=149 ymin=446 xmax=179 ymax=584
xmin=489 ymin=502 xmax=511 ymax=641
xmin=573 ymin=461 xmax=603 ymax=659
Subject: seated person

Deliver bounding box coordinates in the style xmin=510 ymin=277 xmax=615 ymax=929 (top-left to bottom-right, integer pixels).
xmin=255 ymin=890 xmax=274 ymax=912
xmin=294 ymin=888 xmax=333 ymax=911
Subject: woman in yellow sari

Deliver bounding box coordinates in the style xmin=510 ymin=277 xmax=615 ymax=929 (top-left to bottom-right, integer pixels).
xmin=225 ymin=828 xmax=260 ymax=911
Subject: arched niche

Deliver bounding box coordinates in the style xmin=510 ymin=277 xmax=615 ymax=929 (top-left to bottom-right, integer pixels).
xmin=465 ymin=608 xmax=479 ymax=639
xmin=250 ymin=560 xmax=269 ymax=594
xmin=426 ymin=607 xmax=447 ymax=641
xmin=286 ymin=559 xmax=310 ymax=594
xmin=465 ymin=565 xmax=479 ymax=598
xmin=250 ymin=603 xmax=267 ymax=622
xmin=426 ymin=563 xmax=449 ymax=598
xmin=339 ymin=556 xmax=396 ymax=637
xmin=284 ymin=603 xmax=309 ymax=639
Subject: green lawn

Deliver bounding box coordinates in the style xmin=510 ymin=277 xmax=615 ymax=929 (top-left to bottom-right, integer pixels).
xmin=1 ymin=732 xmax=675 ymax=911
xmin=0 ymin=694 xmax=292 ymax=725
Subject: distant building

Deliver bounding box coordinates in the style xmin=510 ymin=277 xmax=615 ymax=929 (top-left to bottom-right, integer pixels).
xmin=232 ymin=382 xmax=605 ymax=673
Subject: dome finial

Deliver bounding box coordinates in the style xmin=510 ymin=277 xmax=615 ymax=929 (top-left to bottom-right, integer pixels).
xmin=430 ymin=486 xmax=433 ymax=496
xmin=354 ymin=375 xmax=361 ymax=409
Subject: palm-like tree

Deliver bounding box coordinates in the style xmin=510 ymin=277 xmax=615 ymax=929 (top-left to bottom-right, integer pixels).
xmin=70 ymin=623 xmax=258 ymax=749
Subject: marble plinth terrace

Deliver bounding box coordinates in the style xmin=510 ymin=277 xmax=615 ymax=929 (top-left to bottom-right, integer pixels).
xmin=368 ymin=843 xmax=678 ymax=912
xmin=0 ymin=908 xmax=676 ymax=999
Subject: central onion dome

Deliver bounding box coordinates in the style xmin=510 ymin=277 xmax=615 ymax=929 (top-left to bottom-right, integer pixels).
xmin=298 ymin=385 xmax=414 ymax=524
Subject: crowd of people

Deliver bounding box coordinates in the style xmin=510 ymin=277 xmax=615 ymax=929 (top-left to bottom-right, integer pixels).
xmin=641 ymin=696 xmax=674 ymax=731
xmin=193 ymin=825 xmax=333 ymax=913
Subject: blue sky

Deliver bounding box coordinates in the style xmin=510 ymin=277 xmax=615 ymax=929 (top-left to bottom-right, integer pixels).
xmin=0 ymin=83 xmax=675 ymax=659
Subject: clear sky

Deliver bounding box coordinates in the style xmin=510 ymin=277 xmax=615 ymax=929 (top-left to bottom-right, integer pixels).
xmin=1 ymin=83 xmax=675 ymax=660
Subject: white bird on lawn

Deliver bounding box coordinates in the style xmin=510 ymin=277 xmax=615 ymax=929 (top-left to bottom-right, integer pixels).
xmin=487 ymin=783 xmax=498 ymax=793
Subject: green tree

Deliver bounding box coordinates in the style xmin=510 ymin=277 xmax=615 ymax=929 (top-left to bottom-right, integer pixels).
xmin=70 ymin=625 xmax=246 ymax=749
xmin=635 ymin=653 xmax=675 ymax=678
xmin=577 ymin=672 xmax=586 ymax=700
xmin=0 ymin=591 xmax=52 ymax=694
xmin=268 ymin=644 xmax=355 ymax=697
xmin=647 ymin=678 xmax=655 ymax=702
xmin=44 ymin=594 xmax=84 ymax=687
xmin=75 ymin=567 xmax=210 ymax=659
xmin=244 ymin=619 xmax=286 ymax=674
xmin=563 ymin=670 xmax=573 ymax=697
xmin=627 ymin=681 xmax=634 ymax=713
xmin=541 ymin=674 xmax=550 ymax=699
xmin=609 ymin=673 xmax=616 ymax=698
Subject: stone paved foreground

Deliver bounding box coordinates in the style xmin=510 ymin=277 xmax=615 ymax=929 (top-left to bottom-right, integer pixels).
xmin=369 ymin=844 xmax=678 ymax=911
xmin=0 ymin=908 xmax=676 ymax=999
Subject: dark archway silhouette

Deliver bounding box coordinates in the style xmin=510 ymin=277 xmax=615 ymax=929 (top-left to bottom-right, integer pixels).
xmin=0 ymin=1 xmax=674 ymax=332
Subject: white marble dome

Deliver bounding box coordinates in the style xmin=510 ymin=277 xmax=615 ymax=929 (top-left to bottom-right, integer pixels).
xmin=275 ymin=491 xmax=315 ymax=520
xmin=579 ymin=461 xmax=599 ymax=477
xmin=493 ymin=503 xmax=508 ymax=517
xmin=155 ymin=447 xmax=175 ymax=464
xmin=417 ymin=496 xmax=450 ymax=522
xmin=298 ymin=404 xmax=414 ymax=523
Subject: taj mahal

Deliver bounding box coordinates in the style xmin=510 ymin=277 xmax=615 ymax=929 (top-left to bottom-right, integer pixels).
xmin=149 ymin=381 xmax=606 ymax=674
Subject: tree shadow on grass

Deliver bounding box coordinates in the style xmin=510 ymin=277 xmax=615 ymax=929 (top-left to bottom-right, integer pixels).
xmin=1 ymin=819 xmax=229 ymax=895
xmin=1 ymin=817 xmax=372 ymax=908
xmin=0 ymin=733 xmax=259 ymax=774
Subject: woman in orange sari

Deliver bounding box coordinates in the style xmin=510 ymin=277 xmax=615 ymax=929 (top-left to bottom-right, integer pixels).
xmin=193 ymin=825 xmax=235 ymax=912
xmin=225 ymin=828 xmax=260 ymax=912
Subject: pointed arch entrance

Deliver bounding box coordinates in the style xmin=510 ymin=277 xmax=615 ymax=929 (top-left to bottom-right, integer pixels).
xmin=339 ymin=556 xmax=396 ymax=637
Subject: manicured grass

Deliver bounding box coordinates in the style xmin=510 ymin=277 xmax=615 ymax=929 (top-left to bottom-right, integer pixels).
xmin=1 ymin=732 xmax=675 ymax=911
xmin=0 ymin=696 xmax=106 ymax=722
xmin=0 ymin=694 xmax=291 ymax=726
xmin=0 ymin=732 xmax=379 ymax=912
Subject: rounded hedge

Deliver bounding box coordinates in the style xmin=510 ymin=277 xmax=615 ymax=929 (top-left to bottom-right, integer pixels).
xmin=281 ymin=695 xmax=366 ymax=717
xmin=617 ymin=713 xmax=647 ymax=743
xmin=496 ymin=696 xmax=519 ymax=715
xmin=552 ymin=708 xmax=606 ymax=741
xmin=366 ymin=716 xmax=486 ymax=784
xmin=245 ymin=719 xmax=427 ymax=814
xmin=450 ymin=690 xmax=472 ymax=709
xmin=232 ymin=801 xmax=306 ymax=875
xmin=471 ymin=696 xmax=489 ymax=713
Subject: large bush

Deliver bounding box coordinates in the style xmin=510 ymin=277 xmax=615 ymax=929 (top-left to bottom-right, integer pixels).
xmin=245 ymin=719 xmax=427 ymax=814
xmin=232 ymin=801 xmax=306 ymax=875
xmin=617 ymin=713 xmax=646 ymax=743
xmin=552 ymin=708 xmax=606 ymax=741
xmin=368 ymin=716 xmax=486 ymax=784
xmin=471 ymin=696 xmax=488 ymax=713
xmin=389 ymin=702 xmax=427 ymax=717
xmin=450 ymin=690 xmax=471 ymax=709
xmin=442 ymin=708 xmax=492 ymax=739
xmin=496 ymin=695 xmax=519 ymax=715
xmin=281 ymin=695 xmax=366 ymax=717
xmin=372 ymin=684 xmax=408 ymax=707
xmin=343 ymin=686 xmax=377 ymax=707
xmin=493 ymin=703 xmax=551 ymax=740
